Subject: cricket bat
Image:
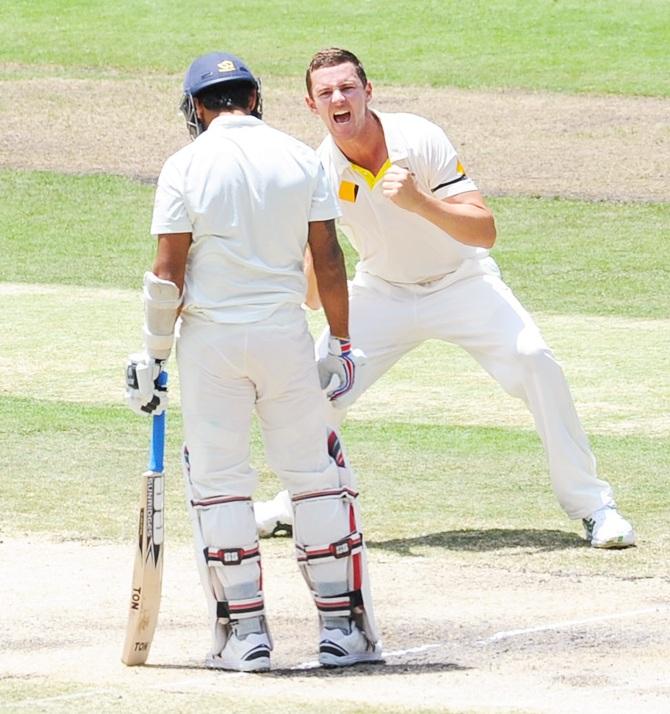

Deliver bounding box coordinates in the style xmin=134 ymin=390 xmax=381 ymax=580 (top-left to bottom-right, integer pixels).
xmin=121 ymin=370 xmax=168 ymax=665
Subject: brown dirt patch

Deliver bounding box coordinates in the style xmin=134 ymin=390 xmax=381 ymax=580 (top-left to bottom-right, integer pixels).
xmin=1 ymin=72 xmax=668 ymax=202
xmin=2 ymin=537 xmax=670 ymax=713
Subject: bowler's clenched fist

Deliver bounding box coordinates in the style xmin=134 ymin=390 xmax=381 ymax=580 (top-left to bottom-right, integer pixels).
xmin=381 ymin=165 xmax=425 ymax=211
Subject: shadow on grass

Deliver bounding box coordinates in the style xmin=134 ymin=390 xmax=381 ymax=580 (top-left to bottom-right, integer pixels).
xmin=367 ymin=528 xmax=586 ymax=555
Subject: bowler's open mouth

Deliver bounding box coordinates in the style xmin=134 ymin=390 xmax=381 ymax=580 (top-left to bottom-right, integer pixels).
xmin=333 ymin=111 xmax=351 ymax=124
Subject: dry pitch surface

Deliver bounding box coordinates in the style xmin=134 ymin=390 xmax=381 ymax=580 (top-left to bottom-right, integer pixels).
xmin=1 ymin=74 xmax=669 ymax=201
xmin=1 ymin=72 xmax=669 ymax=713
xmin=2 ymin=538 xmax=670 ymax=713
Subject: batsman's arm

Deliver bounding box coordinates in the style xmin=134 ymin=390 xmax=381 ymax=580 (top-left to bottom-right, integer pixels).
xmin=307 ymin=219 xmax=348 ymax=338
xmin=303 ymin=245 xmax=322 ymax=310
xmin=153 ymin=232 xmax=192 ymax=292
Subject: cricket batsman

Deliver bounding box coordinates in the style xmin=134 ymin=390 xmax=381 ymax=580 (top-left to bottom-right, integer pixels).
xmin=126 ymin=51 xmax=382 ymax=671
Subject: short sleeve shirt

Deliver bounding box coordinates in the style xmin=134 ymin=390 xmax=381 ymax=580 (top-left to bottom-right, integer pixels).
xmin=317 ymin=111 xmax=487 ymax=284
xmin=151 ymin=114 xmax=340 ymax=323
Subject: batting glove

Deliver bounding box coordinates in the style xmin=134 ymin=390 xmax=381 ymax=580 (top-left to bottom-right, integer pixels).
xmin=317 ymin=336 xmax=365 ymax=404
xmin=125 ymin=352 xmax=167 ymax=416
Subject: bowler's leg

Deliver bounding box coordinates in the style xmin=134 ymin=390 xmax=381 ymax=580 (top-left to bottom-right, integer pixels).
xmin=428 ymin=262 xmax=634 ymax=546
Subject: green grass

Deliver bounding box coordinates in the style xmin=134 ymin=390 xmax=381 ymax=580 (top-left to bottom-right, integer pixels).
xmin=2 ymin=170 xmax=666 ymax=576
xmin=1 ymin=0 xmax=669 ymax=95
xmin=0 ymin=398 xmax=186 ymax=541
xmin=491 ymin=197 xmax=670 ymax=318
xmin=1 ymin=7 xmax=666 ymax=710
xmin=2 ymin=170 xmax=668 ymax=318
xmin=0 ymin=677 xmax=451 ymax=714
xmin=0 ymin=171 xmax=154 ymax=289
xmin=2 ymin=394 xmax=667 ymax=578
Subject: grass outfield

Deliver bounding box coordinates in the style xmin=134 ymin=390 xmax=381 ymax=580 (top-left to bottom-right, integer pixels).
xmin=2 ymin=6 xmax=669 ymax=711
xmin=2 ymin=170 xmax=668 ymax=318
xmin=0 ymin=677 xmax=461 ymax=714
xmin=2 ymin=173 xmax=668 ymax=574
xmin=1 ymin=0 xmax=669 ymax=96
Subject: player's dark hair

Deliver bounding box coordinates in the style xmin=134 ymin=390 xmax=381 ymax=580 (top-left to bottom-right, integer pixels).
xmin=306 ymin=48 xmax=368 ymax=97
xmin=197 ymin=80 xmax=257 ymax=113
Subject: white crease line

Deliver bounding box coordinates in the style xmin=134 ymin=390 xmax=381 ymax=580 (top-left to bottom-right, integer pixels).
xmin=383 ymin=643 xmax=444 ymax=657
xmin=10 ymin=607 xmax=670 ymax=705
xmin=8 ymin=688 xmax=120 ymax=707
xmin=480 ymin=606 xmax=669 ymax=644
xmin=161 ymin=672 xmax=246 ymax=690
xmin=603 ymin=682 xmax=670 ymax=693
xmin=290 ymin=659 xmax=321 ymax=670
xmin=291 ymin=642 xmax=445 ymax=670
xmin=12 ymin=673 xmax=247 ymax=706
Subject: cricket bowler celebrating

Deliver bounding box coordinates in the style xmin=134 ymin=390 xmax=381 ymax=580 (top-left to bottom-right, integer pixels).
xmin=255 ymin=47 xmax=635 ymax=550
xmin=126 ymin=51 xmax=382 ymax=671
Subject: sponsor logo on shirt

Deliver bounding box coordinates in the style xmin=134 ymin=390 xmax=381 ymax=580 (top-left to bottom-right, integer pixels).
xmin=338 ymin=181 xmax=359 ymax=203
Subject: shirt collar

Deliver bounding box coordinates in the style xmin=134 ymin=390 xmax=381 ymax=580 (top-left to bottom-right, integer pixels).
xmin=208 ymin=113 xmax=263 ymax=130
xmin=327 ymin=109 xmax=409 ymax=177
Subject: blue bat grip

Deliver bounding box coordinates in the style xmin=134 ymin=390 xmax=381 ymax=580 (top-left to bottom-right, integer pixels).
xmin=148 ymin=370 xmax=168 ymax=473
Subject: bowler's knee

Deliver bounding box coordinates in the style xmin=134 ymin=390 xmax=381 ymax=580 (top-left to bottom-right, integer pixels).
xmin=503 ymin=329 xmax=559 ymax=397
xmin=518 ymin=327 xmax=562 ymax=373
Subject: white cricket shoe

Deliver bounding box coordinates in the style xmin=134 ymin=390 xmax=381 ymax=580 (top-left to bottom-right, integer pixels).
xmin=582 ymin=506 xmax=636 ymax=549
xmin=319 ymin=624 xmax=383 ymax=668
xmin=255 ymin=490 xmax=293 ymax=538
xmin=206 ymin=631 xmax=271 ymax=672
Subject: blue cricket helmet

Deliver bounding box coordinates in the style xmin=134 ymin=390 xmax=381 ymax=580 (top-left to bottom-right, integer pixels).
xmin=180 ymin=52 xmax=262 ymax=139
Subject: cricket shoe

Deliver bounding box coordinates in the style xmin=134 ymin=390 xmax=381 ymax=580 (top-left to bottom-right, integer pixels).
xmin=206 ymin=631 xmax=271 ymax=672
xmin=582 ymin=506 xmax=636 ymax=549
xmin=319 ymin=624 xmax=383 ymax=668
xmin=255 ymin=491 xmax=293 ymax=538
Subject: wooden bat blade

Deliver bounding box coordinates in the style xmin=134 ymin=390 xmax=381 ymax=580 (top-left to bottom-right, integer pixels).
xmin=121 ymin=469 xmax=165 ymax=665
xmin=122 ymin=370 xmax=168 ymax=666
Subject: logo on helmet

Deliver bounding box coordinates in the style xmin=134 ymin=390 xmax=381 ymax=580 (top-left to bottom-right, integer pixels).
xmin=217 ymin=60 xmax=236 ymax=73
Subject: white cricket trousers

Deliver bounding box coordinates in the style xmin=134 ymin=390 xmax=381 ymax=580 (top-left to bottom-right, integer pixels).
xmin=320 ymin=256 xmax=614 ymax=520
xmin=177 ymin=305 xmax=340 ymax=501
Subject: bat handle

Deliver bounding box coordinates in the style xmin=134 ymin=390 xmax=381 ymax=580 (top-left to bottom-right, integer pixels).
xmin=148 ymin=370 xmax=168 ymax=473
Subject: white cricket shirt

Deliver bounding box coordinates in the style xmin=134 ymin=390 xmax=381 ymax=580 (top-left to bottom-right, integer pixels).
xmin=317 ymin=111 xmax=486 ymax=284
xmin=151 ymin=114 xmax=340 ymax=323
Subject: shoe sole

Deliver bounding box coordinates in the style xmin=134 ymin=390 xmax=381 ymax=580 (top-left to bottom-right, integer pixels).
xmin=590 ymin=534 xmax=636 ymax=549
xmin=206 ymin=656 xmax=271 ymax=672
xmin=258 ymin=521 xmax=293 ymax=539
xmin=319 ymin=652 xmax=384 ymax=668
xmin=271 ymin=522 xmax=293 ymax=538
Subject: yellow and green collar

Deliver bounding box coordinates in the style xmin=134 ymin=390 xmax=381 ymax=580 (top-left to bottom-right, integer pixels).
xmin=350 ymin=159 xmax=392 ymax=190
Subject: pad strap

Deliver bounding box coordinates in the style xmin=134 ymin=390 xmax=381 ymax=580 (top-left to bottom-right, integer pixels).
xmin=314 ymin=589 xmax=364 ymax=618
xmin=295 ymin=531 xmax=363 ymax=564
xmin=192 ymin=494 xmax=253 ymax=508
xmin=193 ymin=496 xmax=258 ymax=568
xmin=216 ymin=593 xmax=265 ymax=622
xmin=204 ymin=543 xmax=260 ymax=567
xmin=292 ymin=486 xmax=358 ymax=505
